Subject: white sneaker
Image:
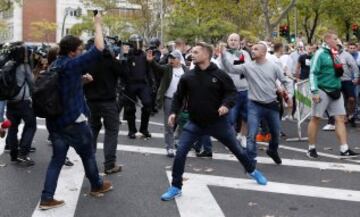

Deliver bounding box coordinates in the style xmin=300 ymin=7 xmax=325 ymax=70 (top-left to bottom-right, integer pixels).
xmin=322 ymin=124 xmax=336 ymax=131
xmin=240 ymin=136 xmax=247 ymax=148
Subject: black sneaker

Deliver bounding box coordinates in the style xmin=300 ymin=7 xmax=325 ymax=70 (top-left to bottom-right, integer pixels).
xmin=16 ymin=156 xmax=35 ymax=167
xmin=127 ymin=132 xmax=136 ymax=139
xmin=196 ymin=151 xmax=212 ymax=158
xmin=307 ymin=148 xmax=319 ymax=159
xmin=64 ymin=157 xmax=74 ymax=167
xmin=266 ymin=150 xmax=282 ymax=165
xmin=340 ymin=149 xmax=360 ymax=159
xmin=192 ymin=146 xmax=201 ymax=155
xmin=140 ymin=131 xmax=152 ymax=138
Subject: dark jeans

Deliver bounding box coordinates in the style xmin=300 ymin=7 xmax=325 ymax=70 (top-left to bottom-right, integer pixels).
xmin=247 ymin=100 xmax=280 ymax=163
xmin=229 ymin=90 xmax=248 ymax=130
xmin=171 ymin=118 xmax=255 ymax=189
xmin=41 ymin=122 xmax=103 ymax=201
xmin=124 ymin=83 xmax=152 ymax=133
xmin=6 ymin=100 xmax=36 ymax=159
xmin=88 ymin=101 xmax=119 ymax=170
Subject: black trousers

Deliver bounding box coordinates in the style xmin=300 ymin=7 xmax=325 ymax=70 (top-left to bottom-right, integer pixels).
xmin=124 ymin=83 xmax=152 ymax=134
xmin=88 ymin=101 xmax=120 ymax=170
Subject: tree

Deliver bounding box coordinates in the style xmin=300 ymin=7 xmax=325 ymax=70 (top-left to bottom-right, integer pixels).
xmin=167 ymin=0 xmax=238 ymax=43
xmin=259 ymin=0 xmax=297 ymax=39
xmin=30 ymin=20 xmax=57 ymax=43
xmin=296 ymin=0 xmax=324 ymax=43
xmin=323 ymin=0 xmax=360 ymax=42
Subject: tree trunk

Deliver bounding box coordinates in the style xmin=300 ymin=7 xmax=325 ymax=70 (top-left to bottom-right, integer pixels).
xmin=344 ymin=19 xmax=351 ymax=42
xmin=260 ymin=0 xmax=297 ymax=40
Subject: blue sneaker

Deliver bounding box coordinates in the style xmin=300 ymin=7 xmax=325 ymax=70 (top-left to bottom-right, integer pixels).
xmin=249 ymin=169 xmax=268 ymax=185
xmin=161 ymin=186 xmax=182 ymax=201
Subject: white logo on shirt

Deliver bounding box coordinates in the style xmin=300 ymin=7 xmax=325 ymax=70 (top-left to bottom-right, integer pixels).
xmin=212 ymin=77 xmax=218 ymax=83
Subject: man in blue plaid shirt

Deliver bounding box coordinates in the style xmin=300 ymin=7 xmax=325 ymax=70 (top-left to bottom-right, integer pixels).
xmin=39 ymin=13 xmax=113 ymax=210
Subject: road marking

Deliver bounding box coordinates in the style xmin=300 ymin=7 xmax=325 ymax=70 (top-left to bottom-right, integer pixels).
xmin=166 ymin=171 xmax=360 ymax=217
xmin=258 ymin=142 xmax=360 ymax=164
xmin=96 ymin=143 xmax=360 ymax=173
xmin=35 ymin=124 xmax=360 ymax=164
xmin=31 ymin=148 xmax=84 ymax=217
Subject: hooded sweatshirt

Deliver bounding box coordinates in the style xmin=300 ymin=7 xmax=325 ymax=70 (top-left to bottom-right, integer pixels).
xmin=171 ymin=62 xmax=236 ymax=126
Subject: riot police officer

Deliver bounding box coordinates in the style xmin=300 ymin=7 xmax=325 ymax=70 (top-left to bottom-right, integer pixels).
xmin=124 ymin=34 xmax=154 ymax=139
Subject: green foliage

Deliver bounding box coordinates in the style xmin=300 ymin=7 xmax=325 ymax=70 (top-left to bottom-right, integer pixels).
xmin=30 ymin=20 xmax=57 ymax=43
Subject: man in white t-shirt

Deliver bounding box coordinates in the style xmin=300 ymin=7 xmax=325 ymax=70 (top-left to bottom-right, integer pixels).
xmin=147 ymin=50 xmax=188 ymax=157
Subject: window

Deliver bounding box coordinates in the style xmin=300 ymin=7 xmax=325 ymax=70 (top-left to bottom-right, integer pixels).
xmin=2 ymin=3 xmax=13 ymax=19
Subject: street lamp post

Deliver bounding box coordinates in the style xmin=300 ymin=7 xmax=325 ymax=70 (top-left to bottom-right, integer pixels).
xmin=61 ymin=7 xmax=72 ymax=38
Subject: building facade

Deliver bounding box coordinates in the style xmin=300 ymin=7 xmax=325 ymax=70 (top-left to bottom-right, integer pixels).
xmin=0 ymin=0 xmax=140 ymax=44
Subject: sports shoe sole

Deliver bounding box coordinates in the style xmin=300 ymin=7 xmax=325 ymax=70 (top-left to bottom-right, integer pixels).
xmin=161 ymin=192 xmax=182 ymax=201
xmin=89 ymin=186 xmax=113 ymax=197
xmin=39 ymin=202 xmax=65 ymax=210
xmin=339 ymin=155 xmax=360 ymax=159
xmin=306 ymin=152 xmax=319 ymax=159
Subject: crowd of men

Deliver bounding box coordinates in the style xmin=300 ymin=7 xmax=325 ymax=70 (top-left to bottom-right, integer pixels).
xmin=0 ymin=13 xmax=360 ymax=210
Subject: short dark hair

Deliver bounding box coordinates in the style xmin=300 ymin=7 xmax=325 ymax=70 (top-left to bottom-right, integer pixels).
xmin=59 ymin=35 xmax=83 ymax=56
xmin=273 ymin=43 xmax=283 ymax=52
xmin=195 ymin=42 xmax=213 ymax=60
xmin=348 ymin=42 xmax=357 ymax=47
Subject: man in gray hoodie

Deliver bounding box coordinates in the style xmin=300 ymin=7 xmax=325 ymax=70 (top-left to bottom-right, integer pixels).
xmin=221 ymin=42 xmax=292 ymax=165
xmin=217 ymin=33 xmax=251 ymax=147
xmin=338 ymin=42 xmax=359 ymax=127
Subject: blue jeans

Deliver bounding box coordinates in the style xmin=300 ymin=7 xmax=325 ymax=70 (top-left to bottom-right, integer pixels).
xmin=0 ymin=100 xmax=5 ymax=122
xmin=247 ymin=100 xmax=280 ymax=163
xmin=171 ymin=118 xmax=255 ymax=189
xmin=229 ymin=90 xmax=248 ymax=127
xmin=41 ymin=122 xmax=103 ymax=201
xmin=193 ymin=135 xmax=212 ymax=152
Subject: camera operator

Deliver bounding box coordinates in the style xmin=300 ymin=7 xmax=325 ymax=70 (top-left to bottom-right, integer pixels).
xmin=5 ymin=42 xmax=37 ymax=167
xmin=84 ymin=38 xmax=126 ymax=175
xmin=123 ymin=34 xmax=154 ymax=139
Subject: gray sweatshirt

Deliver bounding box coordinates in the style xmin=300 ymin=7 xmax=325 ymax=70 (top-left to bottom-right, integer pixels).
xmin=339 ymin=50 xmax=359 ymax=81
xmin=217 ymin=49 xmax=251 ymax=91
xmin=12 ymin=64 xmax=33 ymax=101
xmin=222 ymin=52 xmax=291 ymax=103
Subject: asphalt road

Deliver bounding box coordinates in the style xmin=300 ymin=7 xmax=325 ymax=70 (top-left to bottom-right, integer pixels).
xmin=1 ymin=110 xmax=360 ymax=217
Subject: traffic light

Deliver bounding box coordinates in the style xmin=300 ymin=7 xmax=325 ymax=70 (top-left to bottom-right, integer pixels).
xmin=290 ymin=34 xmax=296 ymax=43
xmin=279 ymin=24 xmax=289 ymax=38
xmin=352 ymin=23 xmax=359 ymax=35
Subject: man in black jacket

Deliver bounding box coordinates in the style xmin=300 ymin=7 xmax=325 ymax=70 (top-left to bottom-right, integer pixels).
xmin=160 ymin=42 xmax=268 ymax=201
xmin=84 ymin=47 xmax=125 ymax=175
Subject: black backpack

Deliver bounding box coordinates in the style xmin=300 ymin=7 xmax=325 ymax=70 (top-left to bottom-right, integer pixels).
xmin=0 ymin=60 xmax=21 ymax=100
xmin=32 ymin=64 xmax=64 ymax=118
